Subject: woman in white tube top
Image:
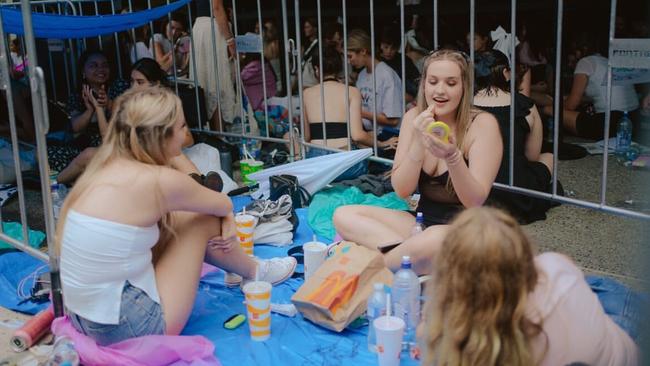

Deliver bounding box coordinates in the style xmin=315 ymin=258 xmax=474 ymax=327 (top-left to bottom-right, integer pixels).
xmin=57 ymin=86 xmax=295 ymax=346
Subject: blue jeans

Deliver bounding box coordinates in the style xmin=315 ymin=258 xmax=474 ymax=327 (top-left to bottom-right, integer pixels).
xmin=306 ymin=147 xmax=368 ymax=182
xmin=68 ymin=281 xmax=166 ymax=346
xmin=587 ymin=275 xmax=647 ymax=342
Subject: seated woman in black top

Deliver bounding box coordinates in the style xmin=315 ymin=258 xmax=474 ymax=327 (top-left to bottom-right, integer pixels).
xmin=302 ymin=46 xmax=397 ymax=180
xmin=473 ymin=50 xmax=557 ymax=223
xmin=333 ymin=49 xmax=502 ymax=274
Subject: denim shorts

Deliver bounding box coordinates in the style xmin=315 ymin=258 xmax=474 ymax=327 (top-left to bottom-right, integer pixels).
xmin=68 ymin=281 xmax=166 ymax=346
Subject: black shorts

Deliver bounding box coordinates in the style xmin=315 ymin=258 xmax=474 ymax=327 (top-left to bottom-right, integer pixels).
xmin=575 ymin=110 xmax=628 ymax=140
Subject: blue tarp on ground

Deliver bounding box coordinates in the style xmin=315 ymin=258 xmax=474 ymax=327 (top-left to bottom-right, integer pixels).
xmin=0 ymin=195 xmax=644 ymax=365
xmin=1 ymin=0 xmax=190 ymax=39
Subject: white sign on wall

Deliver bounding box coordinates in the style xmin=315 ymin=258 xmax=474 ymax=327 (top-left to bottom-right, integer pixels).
xmin=610 ymin=39 xmax=650 ymax=69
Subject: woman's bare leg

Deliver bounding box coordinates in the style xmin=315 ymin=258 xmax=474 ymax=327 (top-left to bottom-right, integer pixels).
xmin=154 ymin=212 xmax=218 ymax=335
xmin=384 ymin=225 xmax=449 ymax=274
xmin=154 ymin=211 xmax=259 ymax=334
xmin=56 ymin=147 xmax=97 ymax=184
xmin=563 ymin=109 xmax=580 ymax=135
xmin=333 ymin=205 xmax=414 ymax=249
xmin=333 ymin=205 xmax=449 ymax=275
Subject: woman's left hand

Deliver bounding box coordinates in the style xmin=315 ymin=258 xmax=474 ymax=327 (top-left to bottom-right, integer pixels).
xmin=422 ymin=132 xmax=458 ymax=161
xmin=208 ymin=213 xmax=238 ymax=252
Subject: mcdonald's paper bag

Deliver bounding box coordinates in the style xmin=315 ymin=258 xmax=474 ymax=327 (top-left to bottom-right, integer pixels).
xmin=291 ymin=241 xmax=393 ymax=332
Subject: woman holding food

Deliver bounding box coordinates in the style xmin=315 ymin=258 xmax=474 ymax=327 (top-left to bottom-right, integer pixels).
xmin=333 ymin=49 xmax=502 ymax=274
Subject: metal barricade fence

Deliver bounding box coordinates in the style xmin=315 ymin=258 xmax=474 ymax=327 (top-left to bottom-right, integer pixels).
xmin=0 ymin=0 xmax=648 ymax=315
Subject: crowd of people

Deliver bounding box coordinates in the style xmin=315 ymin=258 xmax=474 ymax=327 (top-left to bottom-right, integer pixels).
xmin=0 ymin=0 xmax=647 ymax=364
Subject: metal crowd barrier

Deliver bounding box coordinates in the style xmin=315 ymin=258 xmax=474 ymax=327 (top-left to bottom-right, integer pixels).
xmin=0 ymin=0 xmax=648 ymax=313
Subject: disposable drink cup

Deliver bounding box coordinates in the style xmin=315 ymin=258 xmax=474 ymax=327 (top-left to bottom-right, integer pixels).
xmin=303 ymin=241 xmax=328 ymax=280
xmin=235 ymin=214 xmax=255 ymax=256
xmin=373 ymin=315 xmax=405 ymax=366
xmin=243 ymin=281 xmax=272 ymax=341
xmin=241 ymin=159 xmax=263 ymax=184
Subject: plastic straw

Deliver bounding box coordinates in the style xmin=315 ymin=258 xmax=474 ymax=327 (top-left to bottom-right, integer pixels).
xmin=243 ymin=207 xmax=246 ymax=215
xmin=386 ymin=292 xmax=392 ymax=317
xmin=312 ymin=234 xmax=317 ymax=242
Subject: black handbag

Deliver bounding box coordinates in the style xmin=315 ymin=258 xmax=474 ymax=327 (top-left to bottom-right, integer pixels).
xmin=269 ymin=174 xmax=312 ymax=209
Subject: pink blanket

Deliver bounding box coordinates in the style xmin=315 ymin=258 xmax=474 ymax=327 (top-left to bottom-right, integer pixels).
xmin=50 ymin=264 xmax=222 ymax=366
xmin=51 ymin=317 xmax=220 ymax=366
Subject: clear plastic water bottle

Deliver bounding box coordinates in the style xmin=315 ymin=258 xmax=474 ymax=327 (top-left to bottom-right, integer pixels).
xmin=367 ymin=282 xmax=387 ymax=352
xmin=51 ymin=183 xmax=62 ymax=221
xmin=411 ymin=212 xmax=425 ymax=236
xmin=392 ymin=255 xmax=420 ymax=351
xmin=616 ymin=111 xmax=632 ymax=157
xmin=46 ymin=336 xmax=80 ymax=366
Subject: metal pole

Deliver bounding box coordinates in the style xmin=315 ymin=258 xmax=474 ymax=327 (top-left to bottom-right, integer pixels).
xmin=186 ymin=3 xmax=204 ymax=131
xmin=400 ymin=0 xmax=406 ymax=119
xmin=316 ymin=0 xmax=327 ymax=144
xmin=207 ymin=0 xmax=224 ymax=131
xmin=433 ymin=0 xmax=439 ymax=49
xmin=508 ymin=0 xmax=516 ymax=186
xmin=59 ymin=2 xmax=72 ymax=96
xmin=93 ymin=0 xmax=103 ymax=50
xmin=0 ymin=12 xmax=31 ymax=251
xmin=370 ymin=0 xmax=378 ymax=156
xmin=599 ymin=0 xmax=617 ymax=205
xmin=43 ymin=4 xmax=57 ymax=102
xmin=469 ymin=0 xmax=475 ymax=98
xmin=282 ymin=0 xmax=296 ymax=159
xmin=551 ymin=0 xmax=563 ymax=196
xmin=110 ymin=0 xmax=123 ymax=78
xmin=293 ymin=0 xmax=306 ymax=158
xmin=256 ymin=0 xmax=270 ymax=139
xmin=231 ymin=0 xmax=246 ymax=138
xmin=20 ymin=0 xmax=64 ymax=318
xmin=166 ymin=0 xmax=179 ymax=95
xmin=342 ymin=0 xmax=352 ymax=151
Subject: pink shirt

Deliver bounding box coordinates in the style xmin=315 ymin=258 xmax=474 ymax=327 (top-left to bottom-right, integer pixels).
xmin=528 ymin=253 xmax=639 ymax=366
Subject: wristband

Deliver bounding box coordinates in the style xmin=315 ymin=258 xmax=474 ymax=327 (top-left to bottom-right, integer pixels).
xmin=226 ymin=37 xmax=235 ymax=45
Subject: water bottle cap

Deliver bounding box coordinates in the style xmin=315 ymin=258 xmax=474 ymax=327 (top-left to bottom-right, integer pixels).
xmin=415 ymin=212 xmax=423 ymax=218
xmin=373 ymin=283 xmax=384 ymax=291
xmin=401 ymin=256 xmax=412 ymax=268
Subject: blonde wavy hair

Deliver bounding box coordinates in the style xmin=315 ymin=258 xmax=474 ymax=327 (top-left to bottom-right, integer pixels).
xmin=422 ymin=207 xmax=546 ymax=366
xmin=54 ymin=86 xmax=183 ymax=255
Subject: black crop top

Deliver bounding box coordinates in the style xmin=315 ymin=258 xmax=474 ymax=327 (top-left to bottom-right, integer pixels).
xmin=309 ymin=122 xmax=349 ymax=140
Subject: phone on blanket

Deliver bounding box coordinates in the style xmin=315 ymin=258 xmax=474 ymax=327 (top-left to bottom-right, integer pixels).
xmin=377 ymin=240 xmax=402 ymax=254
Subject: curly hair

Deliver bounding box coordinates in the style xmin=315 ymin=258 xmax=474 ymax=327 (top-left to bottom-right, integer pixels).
xmin=422 ymin=207 xmax=547 ymax=366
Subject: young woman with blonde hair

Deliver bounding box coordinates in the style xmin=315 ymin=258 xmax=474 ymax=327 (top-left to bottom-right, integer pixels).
xmin=334 ymin=49 xmax=502 ymax=273
xmin=421 ymin=206 xmax=638 ymax=365
xmin=57 ymin=87 xmax=295 ymax=345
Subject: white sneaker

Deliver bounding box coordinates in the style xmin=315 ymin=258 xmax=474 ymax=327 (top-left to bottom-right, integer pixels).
xmin=246 ymin=257 xmax=297 ymax=286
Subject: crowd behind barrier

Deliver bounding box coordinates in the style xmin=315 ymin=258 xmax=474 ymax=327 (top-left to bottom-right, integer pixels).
xmin=0 ymin=0 xmax=648 ymax=346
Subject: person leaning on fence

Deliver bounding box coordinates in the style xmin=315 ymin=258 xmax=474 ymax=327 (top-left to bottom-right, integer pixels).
xmin=333 ymin=49 xmax=502 ymax=274
xmin=56 ymin=87 xmax=296 ymax=346
xmin=47 ymin=49 xmax=130 ymax=177
xmin=473 ymin=50 xmax=558 ymax=224
xmin=418 ymin=206 xmax=639 ymax=366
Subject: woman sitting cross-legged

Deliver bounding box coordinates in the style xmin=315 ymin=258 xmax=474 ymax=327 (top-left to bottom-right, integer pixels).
xmin=57 ymin=87 xmax=295 ymax=346
xmin=333 ymin=49 xmax=502 ymax=274
xmin=419 ymin=207 xmax=639 ymax=366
